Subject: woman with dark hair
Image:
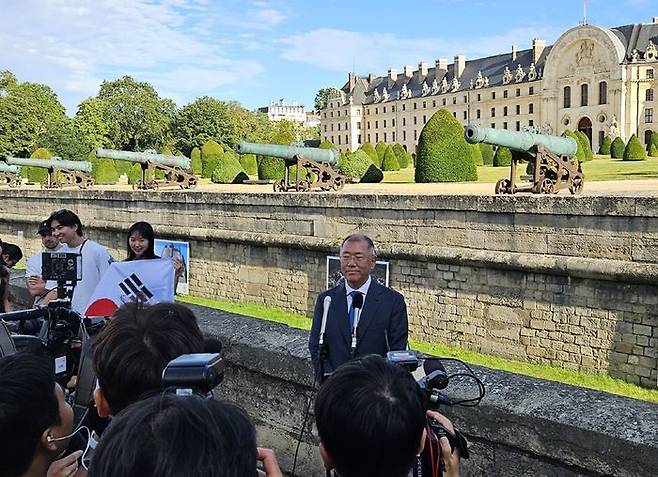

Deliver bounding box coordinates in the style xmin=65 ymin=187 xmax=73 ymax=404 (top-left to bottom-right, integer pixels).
xmin=1 ymin=242 xmax=23 ymax=313
xmin=125 ymin=221 xmax=182 ymax=290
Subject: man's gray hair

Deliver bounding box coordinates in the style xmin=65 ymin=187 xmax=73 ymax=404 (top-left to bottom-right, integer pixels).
xmin=340 ymin=234 xmax=376 ymax=257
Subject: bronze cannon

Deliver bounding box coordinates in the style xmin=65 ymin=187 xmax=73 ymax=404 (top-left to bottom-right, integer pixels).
xmin=235 ymin=141 xmax=344 ymax=192
xmin=5 ymin=157 xmax=94 ymax=189
xmin=95 ymin=148 xmax=196 ymax=190
xmin=0 ymin=162 xmax=21 ymax=188
xmin=464 ymin=123 xmax=584 ymax=194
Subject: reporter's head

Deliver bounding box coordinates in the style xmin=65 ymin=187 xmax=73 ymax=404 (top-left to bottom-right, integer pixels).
xmin=92 ymin=302 xmax=205 ymax=416
xmin=314 ymin=354 xmax=426 ymax=477
xmin=89 ymin=394 xmax=257 ymax=477
xmin=0 ymin=351 xmax=74 ymax=477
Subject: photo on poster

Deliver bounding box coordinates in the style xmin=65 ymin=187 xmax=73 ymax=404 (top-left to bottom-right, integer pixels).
xmin=154 ymin=239 xmax=190 ymax=295
xmin=326 ymin=256 xmax=390 ymax=290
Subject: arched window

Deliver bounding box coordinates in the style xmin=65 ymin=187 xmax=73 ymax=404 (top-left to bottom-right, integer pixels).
xmin=563 ymin=86 xmax=571 ymax=108
xmin=581 ymin=83 xmax=588 ymax=107
xmin=599 ymin=81 xmax=607 ymax=105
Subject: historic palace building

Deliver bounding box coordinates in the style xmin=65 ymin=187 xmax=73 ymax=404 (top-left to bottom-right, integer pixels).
xmin=319 ymin=18 xmax=658 ymax=154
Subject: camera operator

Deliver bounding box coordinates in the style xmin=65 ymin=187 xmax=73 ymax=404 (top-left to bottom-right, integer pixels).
xmin=88 ymin=394 xmax=283 ymax=477
xmin=26 ymin=221 xmax=62 ymax=306
xmin=0 ymin=351 xmax=82 ymax=477
xmin=91 ymin=302 xmax=206 ymax=417
xmin=47 ymin=210 xmax=113 ymax=316
xmin=314 ymin=354 xmax=461 ymax=477
xmin=1 ymin=242 xmax=23 ymax=313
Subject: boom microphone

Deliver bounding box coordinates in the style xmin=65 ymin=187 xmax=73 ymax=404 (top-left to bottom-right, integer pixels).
xmin=350 ymin=292 xmax=364 ymax=357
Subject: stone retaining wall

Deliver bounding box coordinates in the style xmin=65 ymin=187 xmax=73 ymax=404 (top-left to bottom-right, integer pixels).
xmin=1 ymin=190 xmax=656 ymax=386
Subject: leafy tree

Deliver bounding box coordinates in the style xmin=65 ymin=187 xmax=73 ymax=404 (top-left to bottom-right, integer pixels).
xmin=493 ymin=146 xmax=512 ymax=167
xmin=73 ymin=97 xmax=114 ymax=150
xmin=37 ymin=117 xmax=90 ymax=162
xmin=610 ymin=137 xmax=625 ymax=158
xmin=415 ymin=109 xmax=477 ymax=182
xmin=480 ymin=143 xmax=494 ymax=166
xmin=0 ymin=70 xmax=67 ymax=157
xmin=598 ymin=135 xmax=612 ymax=155
xmin=314 ymin=87 xmax=337 ymax=111
xmin=96 ymin=76 xmax=175 ymax=151
xmin=381 ymin=145 xmax=401 ymax=171
xmin=470 ymin=144 xmax=483 ymax=166
xmin=190 ymin=147 xmax=202 ymax=175
xmin=623 ymin=134 xmax=647 ymax=161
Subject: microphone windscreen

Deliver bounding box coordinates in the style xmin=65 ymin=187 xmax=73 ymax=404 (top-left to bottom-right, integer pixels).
xmin=353 ymin=292 xmax=364 ymax=309
xmin=423 ymin=358 xmax=448 ymax=390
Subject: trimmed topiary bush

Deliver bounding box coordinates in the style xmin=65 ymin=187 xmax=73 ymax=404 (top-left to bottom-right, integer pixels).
xmin=574 ymin=131 xmax=593 ymax=161
xmin=562 ymin=130 xmax=586 ymax=163
xmin=480 ymin=143 xmax=494 ymax=166
xmin=211 ymin=152 xmax=248 ymax=183
xmin=493 ymin=146 xmax=512 ymax=167
xmin=610 ymin=137 xmax=625 ymax=158
xmin=392 ymin=144 xmax=409 ymax=168
xmin=415 ymin=109 xmax=477 ymax=182
xmin=338 ymin=150 xmax=383 ymax=183
xmin=360 ymin=143 xmax=379 ymax=165
xmin=257 ymin=155 xmax=286 ymax=180
xmin=201 ymin=140 xmax=224 ymax=178
xmin=190 ymin=147 xmax=202 ymax=175
xmin=648 ymin=131 xmax=658 ymax=154
xmin=91 ymin=151 xmax=119 ymax=184
xmin=470 ymin=143 xmax=483 ymax=166
xmin=319 ymin=140 xmax=335 ymax=149
xmin=127 ymin=163 xmax=154 ymax=185
xmin=598 ymin=135 xmax=612 ymax=155
xmin=239 ymin=154 xmax=258 ymax=176
xmin=649 ymin=143 xmax=658 ymax=158
xmin=623 ymin=134 xmax=647 ymax=161
xmin=381 ymin=145 xmax=401 ymax=171
xmin=24 ymin=148 xmax=52 ymax=183
xmin=375 ymin=142 xmax=387 ymax=165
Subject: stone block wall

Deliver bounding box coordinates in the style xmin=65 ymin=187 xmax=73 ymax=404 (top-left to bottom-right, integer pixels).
xmin=0 ymin=189 xmax=656 ymax=386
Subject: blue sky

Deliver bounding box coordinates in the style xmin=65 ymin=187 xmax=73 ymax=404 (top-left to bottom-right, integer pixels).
xmin=0 ymin=0 xmax=654 ymax=115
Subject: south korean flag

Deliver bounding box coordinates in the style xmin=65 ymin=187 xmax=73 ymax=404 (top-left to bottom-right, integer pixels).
xmin=84 ymin=259 xmax=175 ymax=317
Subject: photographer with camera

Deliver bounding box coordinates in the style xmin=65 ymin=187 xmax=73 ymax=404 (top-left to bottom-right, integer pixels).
xmin=0 ymin=351 xmax=83 ymax=477
xmin=88 ymin=394 xmax=283 ymax=477
xmin=314 ymin=354 xmax=461 ymax=477
xmin=26 ymin=221 xmax=62 ymax=306
xmin=47 ymin=210 xmax=113 ymax=316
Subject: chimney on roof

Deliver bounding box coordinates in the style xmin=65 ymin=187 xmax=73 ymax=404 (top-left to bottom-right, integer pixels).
xmin=532 ymin=38 xmax=546 ymax=63
xmin=511 ymin=45 xmax=518 ymax=62
xmin=435 ymin=58 xmax=448 ymax=71
xmin=404 ymin=65 xmax=413 ymax=78
xmin=348 ymin=72 xmax=356 ymax=91
xmin=367 ymin=73 xmax=375 ymax=83
xmin=388 ymin=68 xmax=398 ymax=81
xmin=418 ymin=61 xmax=428 ymax=78
xmin=454 ymin=55 xmax=465 ymax=78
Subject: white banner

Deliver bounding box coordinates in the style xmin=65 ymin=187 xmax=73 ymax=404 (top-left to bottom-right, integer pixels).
xmin=84 ymin=259 xmax=175 ymax=317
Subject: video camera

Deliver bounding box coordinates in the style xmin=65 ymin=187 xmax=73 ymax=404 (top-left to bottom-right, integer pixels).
xmin=161 ymin=353 xmax=225 ymax=396
xmin=387 ymin=350 xmax=485 ymax=477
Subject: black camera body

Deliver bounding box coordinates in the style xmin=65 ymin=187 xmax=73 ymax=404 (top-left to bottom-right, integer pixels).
xmin=161 ymin=353 xmax=225 ymax=396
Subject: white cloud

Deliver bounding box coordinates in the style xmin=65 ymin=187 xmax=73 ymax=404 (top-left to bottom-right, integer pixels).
xmin=280 ymin=26 xmax=565 ymax=74
xmin=0 ymin=0 xmax=267 ymax=113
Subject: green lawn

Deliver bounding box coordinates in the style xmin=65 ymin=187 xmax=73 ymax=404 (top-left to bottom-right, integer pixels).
xmin=383 ymin=156 xmax=658 ymax=183
xmin=177 ymin=295 xmax=658 ymax=403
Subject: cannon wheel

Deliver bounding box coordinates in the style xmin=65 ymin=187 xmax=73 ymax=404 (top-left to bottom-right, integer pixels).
xmin=495 ymin=179 xmax=512 ymax=194
xmin=569 ymin=175 xmax=584 ymax=195
xmin=332 ymin=176 xmax=345 ymax=191
xmin=273 ymin=179 xmax=287 ymax=192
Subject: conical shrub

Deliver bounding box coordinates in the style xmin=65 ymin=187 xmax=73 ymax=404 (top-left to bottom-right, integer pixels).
xmin=598 ymin=136 xmax=612 ymax=155
xmin=480 ymin=143 xmax=494 ymax=166
xmin=239 ymin=154 xmax=258 ymax=176
xmin=610 ymin=137 xmax=625 ymax=158
xmin=201 ymin=140 xmax=224 ymax=178
xmin=493 ymin=146 xmax=512 ymax=167
xmin=381 ymin=145 xmax=401 ymax=171
xmin=623 ymin=134 xmax=647 ymax=161
xmin=470 ymin=143 xmax=483 ymax=166
xmin=190 ymin=147 xmax=202 ymax=175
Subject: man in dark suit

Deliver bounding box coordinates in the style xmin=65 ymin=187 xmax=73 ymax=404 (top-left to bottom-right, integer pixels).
xmin=309 ymin=234 xmax=408 ymax=382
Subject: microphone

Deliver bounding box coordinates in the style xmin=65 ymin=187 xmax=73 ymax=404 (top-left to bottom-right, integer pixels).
xmin=423 ymin=358 xmax=449 ymax=390
xmin=319 ymin=296 xmax=332 ymax=346
xmin=350 ymin=292 xmax=364 ymax=357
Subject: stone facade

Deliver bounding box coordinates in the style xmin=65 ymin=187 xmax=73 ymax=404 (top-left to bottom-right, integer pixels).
xmin=1 ymin=189 xmax=656 ymax=387
xmin=321 ymin=21 xmax=658 ymax=153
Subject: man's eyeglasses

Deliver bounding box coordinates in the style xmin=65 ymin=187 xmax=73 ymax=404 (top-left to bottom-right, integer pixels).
xmin=340 ymin=254 xmax=371 ymax=264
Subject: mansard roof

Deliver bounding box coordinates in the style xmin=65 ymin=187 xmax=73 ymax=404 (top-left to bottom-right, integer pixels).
xmin=611 ymin=22 xmax=658 ymax=60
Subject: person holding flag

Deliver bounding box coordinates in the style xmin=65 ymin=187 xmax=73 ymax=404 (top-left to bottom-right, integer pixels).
xmin=124 ymin=221 xmax=183 ymax=288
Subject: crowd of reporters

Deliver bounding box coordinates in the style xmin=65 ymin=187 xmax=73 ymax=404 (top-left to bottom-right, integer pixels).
xmin=0 ymin=214 xmax=461 ymax=477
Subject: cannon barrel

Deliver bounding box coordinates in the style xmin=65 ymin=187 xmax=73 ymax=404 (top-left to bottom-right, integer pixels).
xmin=0 ymin=162 xmax=21 ymax=174
xmin=6 ymin=157 xmax=92 ymax=173
xmin=464 ymin=123 xmax=578 ymax=157
xmin=235 ymin=141 xmax=339 ymax=165
xmin=95 ymin=149 xmax=191 ymax=169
